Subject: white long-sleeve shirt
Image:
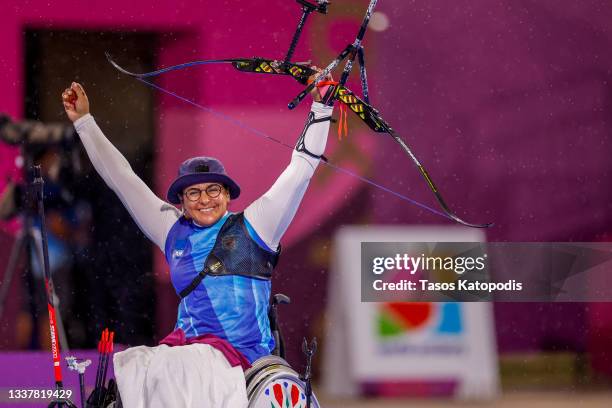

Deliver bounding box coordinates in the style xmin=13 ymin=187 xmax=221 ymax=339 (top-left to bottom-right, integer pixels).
xmin=73 ymin=102 xmax=333 ymax=252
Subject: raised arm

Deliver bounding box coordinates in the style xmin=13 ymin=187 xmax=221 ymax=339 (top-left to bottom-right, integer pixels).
xmin=244 ymin=96 xmax=333 ymax=251
xmin=63 ymin=83 xmax=180 ymax=250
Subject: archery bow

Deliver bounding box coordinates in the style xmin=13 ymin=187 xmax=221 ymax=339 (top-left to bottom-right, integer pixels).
xmin=289 ymin=0 xmax=492 ymax=228
xmin=106 ymin=0 xmax=492 ymax=228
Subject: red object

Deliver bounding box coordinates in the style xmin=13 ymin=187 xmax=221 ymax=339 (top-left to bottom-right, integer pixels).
xmin=47 ymin=303 xmax=62 ymax=382
xmin=306 ymin=78 xmax=339 ymax=102
xmin=385 ymin=302 xmax=433 ymax=328
xmin=291 ymin=383 xmax=299 ymax=405
xmin=338 ymin=104 xmax=348 ymax=140
xmin=109 ymin=331 xmax=115 ymax=353
xmin=315 ymin=80 xmax=338 ymax=100
xmin=273 ymin=383 xmax=283 ymax=406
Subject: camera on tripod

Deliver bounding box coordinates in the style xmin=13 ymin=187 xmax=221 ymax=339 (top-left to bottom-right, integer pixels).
xmin=0 ymin=113 xmax=82 ymax=220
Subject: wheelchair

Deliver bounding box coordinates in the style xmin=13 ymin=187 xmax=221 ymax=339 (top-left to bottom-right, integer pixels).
xmin=100 ymin=294 xmax=320 ymax=408
xmin=245 ymin=293 xmax=321 ymax=408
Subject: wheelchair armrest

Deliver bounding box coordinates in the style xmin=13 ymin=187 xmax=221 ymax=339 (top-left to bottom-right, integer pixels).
xmin=272 ymin=293 xmax=291 ymax=306
xmin=269 ymin=293 xmax=291 ymax=358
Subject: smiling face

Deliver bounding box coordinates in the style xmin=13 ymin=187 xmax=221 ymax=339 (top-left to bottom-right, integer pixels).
xmin=181 ymin=182 xmax=230 ymax=226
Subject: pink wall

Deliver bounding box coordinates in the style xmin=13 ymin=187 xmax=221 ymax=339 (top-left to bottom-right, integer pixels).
xmin=1 ymin=0 xmax=371 ymax=234
xmin=0 ymin=10 xmax=23 ymax=227
xmin=1 ymin=0 xmax=373 ymax=336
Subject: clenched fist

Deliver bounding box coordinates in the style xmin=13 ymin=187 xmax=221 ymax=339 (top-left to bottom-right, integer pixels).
xmin=62 ymin=82 xmax=90 ymax=123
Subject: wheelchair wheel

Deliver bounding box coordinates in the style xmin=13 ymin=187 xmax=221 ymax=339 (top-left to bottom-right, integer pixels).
xmin=245 ymin=355 xmax=321 ymax=408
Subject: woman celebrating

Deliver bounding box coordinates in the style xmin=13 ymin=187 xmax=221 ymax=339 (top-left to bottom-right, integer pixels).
xmin=62 ymin=74 xmax=332 ymax=407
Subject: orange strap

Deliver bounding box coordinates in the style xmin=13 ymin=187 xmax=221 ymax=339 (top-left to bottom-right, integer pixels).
xmin=306 ymin=79 xmax=348 ymax=139
xmin=338 ymin=103 xmax=349 ymax=140
xmin=315 ymin=80 xmax=339 ymax=87
xmin=306 ymin=79 xmax=339 ymax=87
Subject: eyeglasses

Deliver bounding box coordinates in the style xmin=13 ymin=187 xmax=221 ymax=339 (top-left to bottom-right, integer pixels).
xmin=183 ymin=184 xmax=224 ymax=202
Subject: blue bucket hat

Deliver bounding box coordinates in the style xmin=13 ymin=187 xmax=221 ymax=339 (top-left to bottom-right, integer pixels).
xmin=166 ymin=157 xmax=241 ymax=204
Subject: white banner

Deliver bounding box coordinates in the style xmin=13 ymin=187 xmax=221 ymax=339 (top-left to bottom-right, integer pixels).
xmin=322 ymin=225 xmax=499 ymax=399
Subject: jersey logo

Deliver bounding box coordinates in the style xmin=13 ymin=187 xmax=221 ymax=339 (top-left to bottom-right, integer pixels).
xmin=209 ymin=261 xmax=223 ymax=274
xmin=172 ymin=239 xmax=188 ymax=259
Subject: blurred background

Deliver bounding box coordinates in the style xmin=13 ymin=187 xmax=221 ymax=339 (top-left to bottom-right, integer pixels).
xmin=1 ymin=0 xmax=612 ymax=406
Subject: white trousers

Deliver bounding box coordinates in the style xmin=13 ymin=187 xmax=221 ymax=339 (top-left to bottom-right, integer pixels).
xmin=113 ymin=343 xmax=249 ymax=408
